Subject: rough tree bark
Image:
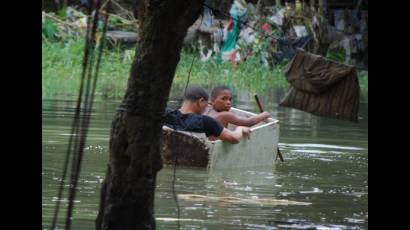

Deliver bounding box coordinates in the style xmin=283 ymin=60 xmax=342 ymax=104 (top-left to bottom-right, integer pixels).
xmin=95 ymin=0 xmax=204 ymax=229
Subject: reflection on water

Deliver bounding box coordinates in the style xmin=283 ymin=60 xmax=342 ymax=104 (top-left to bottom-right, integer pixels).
xmin=42 ymin=90 xmax=368 ymax=229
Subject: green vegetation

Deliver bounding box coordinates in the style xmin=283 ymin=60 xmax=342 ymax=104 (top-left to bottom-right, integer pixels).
xmin=42 ymin=38 xmax=368 ymax=101
xmin=326 ymin=50 xmax=345 ymax=63
xmin=42 ymin=6 xmax=367 ymax=102
xmin=43 ymin=38 xmax=130 ymax=99
xmin=42 ymin=38 xmax=288 ymax=99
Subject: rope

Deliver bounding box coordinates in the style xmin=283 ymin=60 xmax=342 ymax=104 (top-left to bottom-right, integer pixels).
xmin=66 ymin=5 xmax=110 ymax=229
xmin=175 ymin=13 xmax=206 ymax=228
xmin=183 ymin=12 xmax=203 ymax=96
xmin=50 ymin=3 xmax=94 ymax=227
xmin=65 ymin=2 xmax=102 ymax=227
xmin=174 ymin=13 xmax=208 ymax=230
xmin=184 ymin=55 xmax=196 ymax=95
xmin=50 ymin=1 xmax=111 ymax=229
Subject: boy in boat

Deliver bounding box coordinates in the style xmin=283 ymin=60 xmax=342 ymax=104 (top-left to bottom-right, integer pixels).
xmin=204 ymin=86 xmax=270 ymax=127
xmin=164 ymin=86 xmax=251 ymax=144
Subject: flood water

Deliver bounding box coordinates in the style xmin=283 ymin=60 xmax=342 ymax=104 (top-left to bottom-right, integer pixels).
xmin=42 ymin=90 xmax=368 ymax=230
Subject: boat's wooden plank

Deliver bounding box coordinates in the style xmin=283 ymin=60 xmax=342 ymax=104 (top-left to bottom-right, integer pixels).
xmin=161 ymin=129 xmax=209 ymax=167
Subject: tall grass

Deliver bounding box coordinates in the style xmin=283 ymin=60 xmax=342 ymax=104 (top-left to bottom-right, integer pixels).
xmin=42 ymin=39 xmax=131 ymax=99
xmin=42 ymin=39 xmax=368 ymax=101
xmin=172 ymin=52 xmax=290 ymax=95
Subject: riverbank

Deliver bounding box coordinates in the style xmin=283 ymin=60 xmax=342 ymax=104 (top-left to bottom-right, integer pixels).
xmin=42 ymin=39 xmax=368 ymax=101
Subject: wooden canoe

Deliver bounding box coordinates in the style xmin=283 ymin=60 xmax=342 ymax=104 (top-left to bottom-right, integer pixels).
xmin=160 ymin=108 xmax=280 ymax=169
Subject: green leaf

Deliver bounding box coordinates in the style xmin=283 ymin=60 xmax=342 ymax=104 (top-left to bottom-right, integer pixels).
xmin=57 ymin=7 xmax=67 ymax=19
xmin=42 ymin=19 xmax=58 ymax=39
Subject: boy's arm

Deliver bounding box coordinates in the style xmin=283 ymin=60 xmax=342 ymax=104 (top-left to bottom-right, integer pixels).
xmin=218 ymin=126 xmax=251 ymax=144
xmin=203 ymin=115 xmax=251 ymax=144
xmin=218 ymin=111 xmax=270 ymax=127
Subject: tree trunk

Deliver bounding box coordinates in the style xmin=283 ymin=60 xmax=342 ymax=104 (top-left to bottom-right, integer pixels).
xmin=95 ymin=1 xmax=204 ymax=230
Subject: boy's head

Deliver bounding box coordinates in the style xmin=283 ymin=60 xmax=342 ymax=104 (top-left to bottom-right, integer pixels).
xmin=184 ymin=86 xmax=209 ymax=113
xmin=210 ymin=86 xmax=232 ymax=112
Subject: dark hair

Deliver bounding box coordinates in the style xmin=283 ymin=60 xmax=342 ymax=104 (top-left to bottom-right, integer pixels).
xmin=211 ymin=85 xmax=231 ymax=99
xmin=184 ymin=86 xmax=209 ymax=101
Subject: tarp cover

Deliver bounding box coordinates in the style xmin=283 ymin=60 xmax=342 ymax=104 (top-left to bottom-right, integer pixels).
xmin=280 ymin=49 xmax=360 ymax=122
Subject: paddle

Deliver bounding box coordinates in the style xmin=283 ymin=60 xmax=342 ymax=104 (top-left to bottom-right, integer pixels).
xmin=254 ymin=95 xmax=284 ymax=162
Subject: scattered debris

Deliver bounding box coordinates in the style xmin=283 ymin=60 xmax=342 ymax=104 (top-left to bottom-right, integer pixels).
xmin=42 ymin=2 xmax=368 ymax=70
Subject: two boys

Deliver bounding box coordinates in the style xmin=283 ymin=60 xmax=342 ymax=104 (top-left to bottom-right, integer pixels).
xmin=164 ymin=85 xmax=270 ymax=144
